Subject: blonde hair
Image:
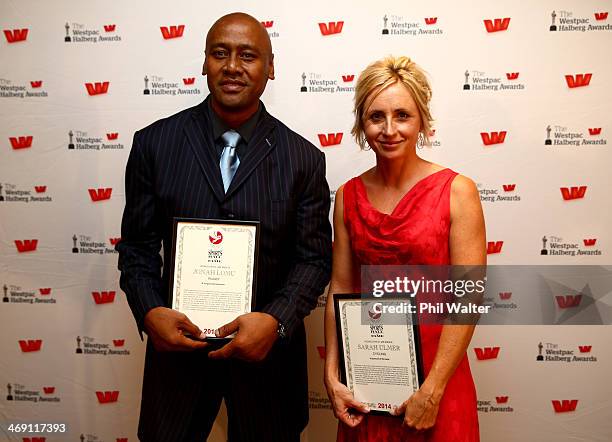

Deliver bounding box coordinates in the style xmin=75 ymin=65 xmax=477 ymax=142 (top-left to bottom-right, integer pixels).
xmin=351 ymin=56 xmax=433 ymax=149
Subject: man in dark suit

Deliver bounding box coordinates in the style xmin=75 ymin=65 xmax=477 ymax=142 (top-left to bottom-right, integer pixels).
xmin=117 ymin=12 xmax=332 ymax=442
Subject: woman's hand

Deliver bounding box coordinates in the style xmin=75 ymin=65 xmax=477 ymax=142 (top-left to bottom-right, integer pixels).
xmin=325 ymin=378 xmax=370 ymax=427
xmin=391 ymin=383 xmax=443 ymax=431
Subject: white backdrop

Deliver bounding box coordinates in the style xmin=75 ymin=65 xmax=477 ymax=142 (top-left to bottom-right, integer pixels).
xmin=1 ymin=0 xmax=611 ymax=441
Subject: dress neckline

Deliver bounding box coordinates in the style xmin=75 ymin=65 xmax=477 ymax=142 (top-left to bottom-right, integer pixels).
xmin=356 ymin=168 xmax=449 ymax=216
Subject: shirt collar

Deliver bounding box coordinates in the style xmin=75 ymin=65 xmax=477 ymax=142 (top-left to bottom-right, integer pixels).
xmin=207 ymin=97 xmax=262 ymax=144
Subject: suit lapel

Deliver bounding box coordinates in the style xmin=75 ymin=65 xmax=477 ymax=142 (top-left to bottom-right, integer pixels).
xmin=183 ymin=100 xmax=226 ymax=202
xmin=224 ymin=109 xmax=276 ymax=199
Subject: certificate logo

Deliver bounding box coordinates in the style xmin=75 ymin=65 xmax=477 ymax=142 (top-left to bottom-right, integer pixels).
xmin=209 ymin=231 xmax=223 ymax=245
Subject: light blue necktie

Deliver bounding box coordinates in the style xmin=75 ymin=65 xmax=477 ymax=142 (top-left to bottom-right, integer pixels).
xmin=219 ymin=130 xmax=241 ymax=192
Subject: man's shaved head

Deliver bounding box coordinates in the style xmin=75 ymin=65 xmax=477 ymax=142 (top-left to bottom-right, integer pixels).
xmin=206 ymin=12 xmax=273 ymax=61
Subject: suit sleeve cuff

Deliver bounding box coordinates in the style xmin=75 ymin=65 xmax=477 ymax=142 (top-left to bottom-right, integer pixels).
xmin=261 ymin=298 xmax=299 ymax=339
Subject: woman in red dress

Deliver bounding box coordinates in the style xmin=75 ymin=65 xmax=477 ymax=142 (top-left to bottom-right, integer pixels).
xmin=324 ymin=56 xmax=486 ymax=441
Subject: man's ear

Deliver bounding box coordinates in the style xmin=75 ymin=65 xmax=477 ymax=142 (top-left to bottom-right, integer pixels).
xmin=268 ymin=53 xmax=275 ymax=80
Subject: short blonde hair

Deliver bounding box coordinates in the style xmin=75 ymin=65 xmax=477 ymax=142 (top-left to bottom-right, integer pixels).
xmin=351 ymin=56 xmax=433 ymax=149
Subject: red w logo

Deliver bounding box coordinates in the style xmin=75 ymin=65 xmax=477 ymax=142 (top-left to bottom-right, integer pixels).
xmin=487 ymin=241 xmax=503 ymax=254
xmin=10 ymin=136 xmax=33 ymax=149
xmin=499 ymin=292 xmax=512 ymax=300
xmin=113 ymin=339 xmax=125 ymax=347
xmin=19 ymin=339 xmax=42 ymax=352
xmin=92 ymin=291 xmax=116 ymax=304
xmin=502 ymin=184 xmax=516 ymax=192
xmin=15 ymin=239 xmax=38 ymax=252
xmin=183 ymin=77 xmax=195 ymax=85
xmin=85 ymin=81 xmax=110 ymax=95
xmin=560 ymin=186 xmax=587 ymax=200
xmin=319 ymin=21 xmax=344 ymax=35
xmin=318 ymin=133 xmax=343 ymax=147
xmin=34 ymin=185 xmax=47 ymax=193
xmin=552 ymin=399 xmax=578 ymax=413
xmin=88 ymin=188 xmax=112 ymax=201
xmin=578 ymin=345 xmax=592 ymax=353
xmin=480 ymin=131 xmax=507 ymax=146
xmin=506 ymin=72 xmax=519 ymax=80
xmin=39 ymin=288 xmax=51 ymax=295
xmin=342 ymin=74 xmax=355 ymax=82
xmin=594 ymin=12 xmax=608 ymax=21
xmin=588 ymin=128 xmax=601 ymax=135
xmin=474 ymin=347 xmax=500 ymax=360
xmin=116 ymin=439 xmax=128 ymax=442
xmin=316 ymin=346 xmax=326 ymax=359
xmin=106 ymin=133 xmax=118 ymax=140
xmin=424 ymin=17 xmax=438 ymax=25
xmin=483 ymin=18 xmax=511 ymax=32
xmin=583 ymin=239 xmax=596 ymax=246
xmin=496 ymin=396 xmax=509 ymax=404
xmin=3 ymin=28 xmax=28 ymax=43
xmin=261 ymin=21 xmax=274 ymax=28
xmin=160 ymin=25 xmax=184 ymax=39
xmin=104 ymin=25 xmax=116 ymax=32
xmin=109 ymin=237 xmax=121 ymax=246
xmin=556 ymin=295 xmax=582 ymax=309
xmin=23 ymin=438 xmax=46 ymax=442
xmin=30 ymin=81 xmax=42 ymax=88
xmin=96 ymin=391 xmax=119 ymax=403
xmin=565 ymin=74 xmax=592 ymax=88
xmin=43 ymin=387 xmax=55 ymax=394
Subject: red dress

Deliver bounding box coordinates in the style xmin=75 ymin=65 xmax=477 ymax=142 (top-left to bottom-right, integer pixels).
xmin=337 ymin=169 xmax=479 ymax=442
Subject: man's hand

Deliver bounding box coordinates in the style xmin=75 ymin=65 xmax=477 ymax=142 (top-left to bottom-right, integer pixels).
xmin=143 ymin=307 xmax=209 ymax=352
xmin=208 ymin=312 xmax=279 ymax=362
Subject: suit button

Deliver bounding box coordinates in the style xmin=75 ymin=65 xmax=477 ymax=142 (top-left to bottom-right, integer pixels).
xmin=227 ymin=213 xmax=235 ymax=219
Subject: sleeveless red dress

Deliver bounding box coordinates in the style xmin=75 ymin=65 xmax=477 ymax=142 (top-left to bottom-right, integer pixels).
xmin=337 ymin=169 xmax=479 ymax=442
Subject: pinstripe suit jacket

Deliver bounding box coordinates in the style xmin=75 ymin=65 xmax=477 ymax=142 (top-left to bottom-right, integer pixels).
xmin=117 ymin=98 xmax=332 ymax=435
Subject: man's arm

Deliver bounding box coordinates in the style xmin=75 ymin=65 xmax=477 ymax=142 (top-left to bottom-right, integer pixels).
xmin=261 ymin=152 xmax=332 ymax=337
xmin=117 ymin=132 xmax=207 ymax=350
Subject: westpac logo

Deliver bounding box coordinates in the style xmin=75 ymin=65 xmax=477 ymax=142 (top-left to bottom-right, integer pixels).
xmin=545 ymin=124 xmax=607 ymax=147
xmin=565 ymin=73 xmax=592 ymax=88
xmin=64 ymin=22 xmax=122 ymax=43
xmin=477 ymin=396 xmax=514 ymax=413
xmin=487 ymin=241 xmax=503 ymax=255
xmin=463 ymin=69 xmax=525 ymax=91
xmin=549 ymin=10 xmax=611 ymax=32
xmin=19 ymin=339 xmax=42 ymax=352
xmin=380 ymin=14 xmax=444 ymax=36
xmin=555 ymin=294 xmax=582 ymax=309
xmin=552 ymin=399 xmax=578 ymax=413
xmin=96 ymin=390 xmax=119 ymax=404
xmin=318 ymin=21 xmax=344 ymax=36
xmin=560 ymin=186 xmax=587 ymax=200
xmin=3 ymin=284 xmax=56 ymax=304
xmin=477 ymin=182 xmax=521 ymax=204
xmin=34 ymin=185 xmax=46 ymax=193
xmin=539 ymin=341 xmax=597 ymax=363
xmin=541 ymin=235 xmax=602 ymax=257
xmin=480 ymin=130 xmax=507 ymax=146
xmin=77 ymin=335 xmax=130 ymax=356
xmin=85 ymin=81 xmax=110 ymax=96
xmin=299 ymin=71 xmax=355 ymax=93
xmin=23 ymin=438 xmax=46 ymax=442
xmin=318 ymin=133 xmax=343 ymax=147
xmin=15 ymin=239 xmax=38 ymax=253
xmin=92 ymin=291 xmax=116 ymax=304
xmin=260 ymin=20 xmax=279 ymax=38
xmin=68 ymin=129 xmax=125 ymax=150
xmin=160 ymin=25 xmax=185 ymax=39
xmin=109 ymin=237 xmax=121 ymax=246
xmin=499 ymin=292 xmax=512 ymax=300
xmin=88 ymin=187 xmax=112 ymax=202
xmin=113 ymin=339 xmax=125 ymax=347
xmin=72 ymin=234 xmax=119 ymax=255
xmin=142 ymin=74 xmax=201 ymax=96
xmin=4 ymin=28 xmax=28 ymax=43
xmin=10 ymin=135 xmax=33 ymax=149
xmin=0 ymin=78 xmax=48 ymax=98
xmin=7 ymin=382 xmax=60 ymax=404
xmin=474 ymin=346 xmax=500 ymax=360
xmin=483 ymin=18 xmax=511 ymax=33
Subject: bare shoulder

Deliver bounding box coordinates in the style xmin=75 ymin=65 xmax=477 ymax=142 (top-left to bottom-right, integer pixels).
xmin=451 ymin=174 xmax=479 ymax=201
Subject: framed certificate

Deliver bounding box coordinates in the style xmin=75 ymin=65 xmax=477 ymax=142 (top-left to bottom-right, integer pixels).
xmin=169 ymin=218 xmax=259 ymax=339
xmin=334 ymin=294 xmax=424 ymax=415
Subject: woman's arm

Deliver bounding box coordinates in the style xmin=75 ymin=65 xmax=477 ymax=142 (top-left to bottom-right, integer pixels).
xmin=324 ymin=185 xmax=370 ymax=427
xmin=394 ymin=174 xmax=486 ymax=430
